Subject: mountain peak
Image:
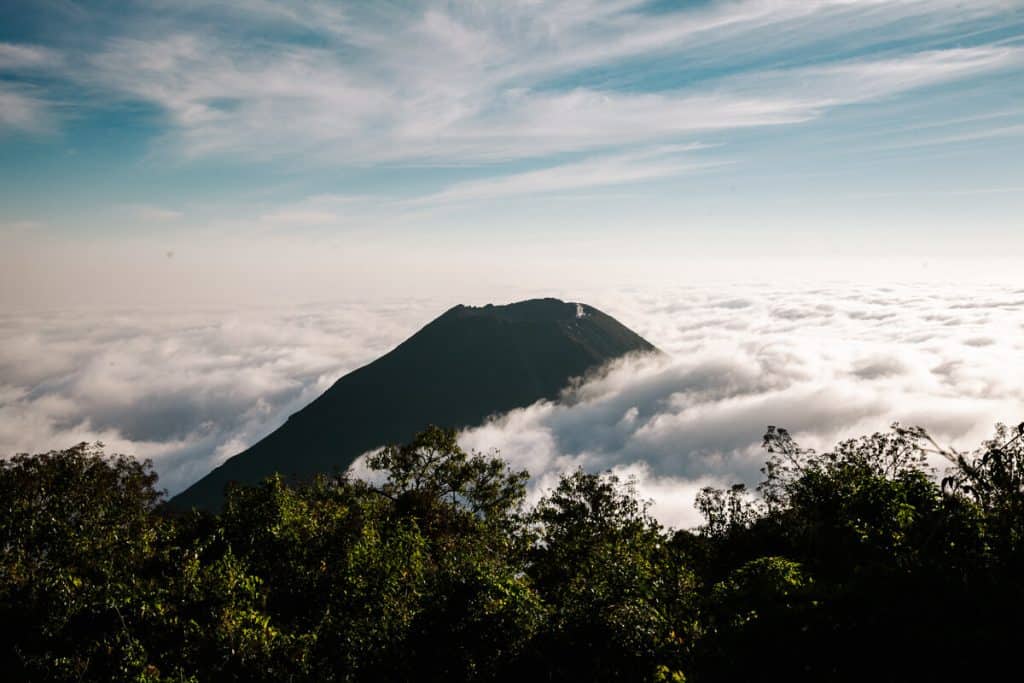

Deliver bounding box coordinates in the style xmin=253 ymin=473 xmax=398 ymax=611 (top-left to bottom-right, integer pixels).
xmin=440 ymin=298 xmax=595 ymax=326
xmin=169 ymin=298 xmax=655 ymax=510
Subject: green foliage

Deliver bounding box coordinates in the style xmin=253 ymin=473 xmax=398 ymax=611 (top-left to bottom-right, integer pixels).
xmin=365 ymin=426 xmax=541 ymax=680
xmin=943 ymin=421 xmax=1024 ymax=567
xmin=367 ymin=425 xmax=529 ymax=531
xmin=690 ymin=423 xmax=1023 ymax=682
xmin=695 ymin=483 xmax=758 ymax=537
xmin=0 ymin=443 xmax=164 ymax=681
xmin=526 ymin=470 xmax=694 ymax=681
xmin=4 ymin=423 xmax=1024 ymax=681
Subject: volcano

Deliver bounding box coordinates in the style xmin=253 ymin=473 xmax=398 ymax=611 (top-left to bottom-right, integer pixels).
xmin=169 ymin=298 xmax=656 ymax=510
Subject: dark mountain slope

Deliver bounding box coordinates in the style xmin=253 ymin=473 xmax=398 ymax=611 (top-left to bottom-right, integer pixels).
xmin=169 ymin=298 xmax=656 ymax=510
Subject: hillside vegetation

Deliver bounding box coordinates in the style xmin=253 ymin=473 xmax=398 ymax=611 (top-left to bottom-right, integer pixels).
xmin=3 ymin=422 xmax=1023 ymax=682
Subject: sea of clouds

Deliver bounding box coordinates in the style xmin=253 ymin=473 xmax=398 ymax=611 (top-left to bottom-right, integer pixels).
xmin=3 ymin=283 xmax=1022 ymax=528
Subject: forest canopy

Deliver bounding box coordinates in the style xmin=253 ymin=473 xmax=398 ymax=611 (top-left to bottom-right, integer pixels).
xmin=3 ymin=421 xmax=1024 ymax=682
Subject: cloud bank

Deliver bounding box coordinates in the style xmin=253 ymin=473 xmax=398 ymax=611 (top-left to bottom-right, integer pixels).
xmin=2 ymin=284 xmax=1022 ymax=527
xmin=455 ymin=283 xmax=1024 ymax=527
xmin=0 ymin=301 xmax=441 ymax=493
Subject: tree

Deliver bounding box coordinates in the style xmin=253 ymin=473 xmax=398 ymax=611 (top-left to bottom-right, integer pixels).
xmin=943 ymin=422 xmax=1024 ymax=569
xmin=0 ymin=443 xmax=165 ymax=680
xmin=366 ymin=424 xmax=529 ymax=531
xmin=527 ymin=469 xmax=692 ymax=682
xmin=365 ymin=426 xmax=542 ymax=681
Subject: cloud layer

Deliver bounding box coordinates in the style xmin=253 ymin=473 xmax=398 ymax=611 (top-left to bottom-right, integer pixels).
xmin=455 ymin=284 xmax=1024 ymax=526
xmin=3 ymin=283 xmax=1022 ymax=529
xmin=0 ymin=301 xmax=442 ymax=493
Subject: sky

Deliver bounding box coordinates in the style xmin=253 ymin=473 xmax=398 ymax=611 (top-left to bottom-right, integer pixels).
xmin=1 ymin=1 xmax=1023 ymax=526
xmin=0 ymin=0 xmax=1022 ymax=307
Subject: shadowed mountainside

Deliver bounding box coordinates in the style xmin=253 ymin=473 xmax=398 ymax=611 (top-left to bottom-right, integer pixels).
xmin=169 ymin=298 xmax=656 ymax=510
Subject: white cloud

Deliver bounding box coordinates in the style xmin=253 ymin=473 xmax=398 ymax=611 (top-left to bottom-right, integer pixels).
xmin=871 ymin=122 xmax=1024 ymax=151
xmin=0 ymin=301 xmax=443 ymax=493
xmin=0 ymin=42 xmax=60 ymax=134
xmin=738 ymin=46 xmax=1024 ymax=107
xmin=451 ymin=283 xmax=1024 ymax=529
xmin=3 ymin=283 xmax=1022 ymax=522
xmin=414 ymin=145 xmax=718 ymax=204
xmin=0 ymin=84 xmax=53 ymax=134
xmin=7 ymin=1 xmax=1008 ymax=167
xmin=85 ymin=40 xmax=1016 ymax=165
xmin=0 ymin=42 xmax=60 ymax=70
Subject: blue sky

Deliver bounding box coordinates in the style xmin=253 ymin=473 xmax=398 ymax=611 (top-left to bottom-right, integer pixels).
xmin=1 ymin=0 xmax=1023 ymax=307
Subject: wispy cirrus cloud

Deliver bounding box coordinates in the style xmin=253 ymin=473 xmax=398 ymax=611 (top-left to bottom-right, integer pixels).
xmin=0 ymin=42 xmax=60 ymax=70
xmin=0 ymin=83 xmax=54 ymax=134
xmin=412 ymin=145 xmax=719 ymax=205
xmin=4 ymin=2 xmax=1019 ymax=164
xmin=74 ymin=36 xmax=1021 ymax=166
xmin=0 ymin=42 xmax=61 ymax=134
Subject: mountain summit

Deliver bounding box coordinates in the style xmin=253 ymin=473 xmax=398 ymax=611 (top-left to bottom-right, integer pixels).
xmin=170 ymin=298 xmax=656 ymax=510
